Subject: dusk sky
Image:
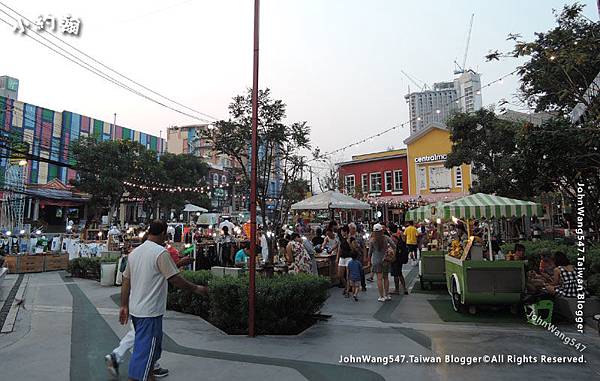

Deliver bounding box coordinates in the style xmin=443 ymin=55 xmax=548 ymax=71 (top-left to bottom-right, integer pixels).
xmin=1 ymin=0 xmax=598 ymax=170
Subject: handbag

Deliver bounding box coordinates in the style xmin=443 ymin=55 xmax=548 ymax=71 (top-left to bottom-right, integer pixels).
xmin=384 ymin=245 xmax=396 ymax=263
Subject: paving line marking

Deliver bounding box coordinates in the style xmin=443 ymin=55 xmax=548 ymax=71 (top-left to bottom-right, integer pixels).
xmin=0 ymin=274 xmax=28 ymax=333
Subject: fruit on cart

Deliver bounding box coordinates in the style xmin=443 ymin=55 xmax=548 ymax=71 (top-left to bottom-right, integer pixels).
xmin=449 ymin=240 xmax=463 ymax=258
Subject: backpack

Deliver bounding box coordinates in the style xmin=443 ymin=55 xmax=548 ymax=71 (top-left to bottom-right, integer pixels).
xmin=394 ymin=234 xmax=409 ymax=264
xmin=383 ymin=244 xmax=396 ymax=263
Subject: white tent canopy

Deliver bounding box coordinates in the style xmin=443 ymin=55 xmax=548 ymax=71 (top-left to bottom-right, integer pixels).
xmin=290 ymin=190 xmax=371 ymax=211
xmin=183 ymin=203 xmax=208 ymax=213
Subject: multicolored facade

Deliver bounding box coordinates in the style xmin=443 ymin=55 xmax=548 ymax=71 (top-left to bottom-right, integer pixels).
xmin=0 ymin=95 xmax=165 ymax=184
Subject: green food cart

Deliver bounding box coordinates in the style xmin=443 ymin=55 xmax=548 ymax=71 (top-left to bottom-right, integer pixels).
xmin=445 ymin=255 xmax=526 ymax=313
xmin=418 ymin=251 xmax=446 ymax=290
xmin=438 ymin=193 xmax=542 ymax=314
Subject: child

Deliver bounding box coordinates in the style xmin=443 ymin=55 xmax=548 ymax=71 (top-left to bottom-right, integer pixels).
xmin=347 ymin=251 xmax=362 ymax=301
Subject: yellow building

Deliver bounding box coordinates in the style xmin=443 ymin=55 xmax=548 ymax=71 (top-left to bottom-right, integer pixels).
xmin=404 ymin=122 xmax=472 ymax=198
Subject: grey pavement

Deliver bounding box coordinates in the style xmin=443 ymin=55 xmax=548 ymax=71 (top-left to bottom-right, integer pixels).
xmin=0 ymin=268 xmax=598 ymax=381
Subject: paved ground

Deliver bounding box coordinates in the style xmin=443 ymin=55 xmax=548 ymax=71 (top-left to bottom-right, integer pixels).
xmin=0 ymin=267 xmax=599 ymax=380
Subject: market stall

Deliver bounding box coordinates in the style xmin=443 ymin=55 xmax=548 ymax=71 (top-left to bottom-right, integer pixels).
xmin=439 ymin=193 xmax=543 ymax=314
xmin=418 ymin=251 xmax=446 ymax=290
xmin=291 ymin=191 xmax=371 ymax=283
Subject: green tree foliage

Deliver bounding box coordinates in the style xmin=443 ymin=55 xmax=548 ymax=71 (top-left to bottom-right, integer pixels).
xmin=484 ymin=3 xmax=599 ymax=238
xmin=71 ymin=137 xmax=209 ymax=222
xmin=487 ymin=3 xmax=600 ymax=117
xmin=71 ymin=137 xmax=145 ymax=218
xmin=445 ymin=109 xmax=525 ymax=197
xmin=129 ymin=152 xmax=211 ymax=216
xmin=204 ymin=88 xmax=311 ymax=228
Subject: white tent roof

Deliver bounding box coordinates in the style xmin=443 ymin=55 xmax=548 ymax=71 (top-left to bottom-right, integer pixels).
xmin=290 ymin=190 xmax=371 ymax=211
xmin=183 ymin=203 xmax=208 ymax=213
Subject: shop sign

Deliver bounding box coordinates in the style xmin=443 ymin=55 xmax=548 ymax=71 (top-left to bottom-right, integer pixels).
xmin=415 ymin=153 xmax=447 ymax=164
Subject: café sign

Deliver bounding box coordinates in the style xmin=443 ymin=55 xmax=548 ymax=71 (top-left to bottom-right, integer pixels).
xmin=415 ymin=153 xmax=447 ymax=164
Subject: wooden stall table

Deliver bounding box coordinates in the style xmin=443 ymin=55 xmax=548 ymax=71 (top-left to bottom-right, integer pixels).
xmin=315 ymin=253 xmax=338 ymax=284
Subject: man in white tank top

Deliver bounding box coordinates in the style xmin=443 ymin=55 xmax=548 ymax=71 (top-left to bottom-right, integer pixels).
xmin=119 ymin=220 xmax=207 ymax=381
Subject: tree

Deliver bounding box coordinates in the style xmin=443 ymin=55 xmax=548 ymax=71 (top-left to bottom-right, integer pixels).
xmin=486 ymin=3 xmax=600 ymax=117
xmin=445 ymin=108 xmax=527 ymax=197
xmin=513 ymin=118 xmax=600 ymax=238
xmin=71 ymin=137 xmax=210 ymax=223
xmin=128 ymin=152 xmax=211 ymax=219
xmin=493 ymin=3 xmax=599 ymax=238
xmin=316 ymin=157 xmax=339 ymax=193
xmin=204 ymin=88 xmax=311 ymax=231
xmin=71 ymin=137 xmax=145 ymax=221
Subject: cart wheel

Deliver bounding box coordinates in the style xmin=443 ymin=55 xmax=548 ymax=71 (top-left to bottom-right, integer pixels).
xmin=510 ymin=304 xmax=519 ymax=315
xmin=451 ymin=280 xmax=464 ymax=313
xmin=468 ymin=305 xmax=477 ymax=315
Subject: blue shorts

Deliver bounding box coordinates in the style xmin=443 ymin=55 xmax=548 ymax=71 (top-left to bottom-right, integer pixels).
xmin=129 ymin=316 xmax=163 ymax=381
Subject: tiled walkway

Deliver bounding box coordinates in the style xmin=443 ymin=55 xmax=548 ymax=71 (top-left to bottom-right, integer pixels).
xmin=1 ymin=269 xmax=599 ymax=380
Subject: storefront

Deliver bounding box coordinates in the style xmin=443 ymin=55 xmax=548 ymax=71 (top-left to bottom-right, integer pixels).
xmin=404 ymin=122 xmax=471 ymax=201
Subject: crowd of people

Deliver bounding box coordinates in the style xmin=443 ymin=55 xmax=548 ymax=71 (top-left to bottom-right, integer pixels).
xmin=279 ymin=218 xmax=432 ymax=302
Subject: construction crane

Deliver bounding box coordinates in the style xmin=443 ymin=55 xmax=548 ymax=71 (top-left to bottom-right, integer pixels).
xmin=454 ymin=13 xmax=474 ymax=75
xmin=401 ymin=70 xmax=429 ymax=91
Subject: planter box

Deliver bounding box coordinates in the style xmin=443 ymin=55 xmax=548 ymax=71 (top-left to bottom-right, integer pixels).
xmin=44 ymin=254 xmax=69 ymax=271
xmin=4 ymin=256 xmax=18 ymax=273
xmin=5 ymin=254 xmax=68 ymax=273
xmin=18 ymin=256 xmax=45 ymax=273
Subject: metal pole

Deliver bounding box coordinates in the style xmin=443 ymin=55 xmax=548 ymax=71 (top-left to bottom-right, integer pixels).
xmin=248 ymin=0 xmax=260 ymax=338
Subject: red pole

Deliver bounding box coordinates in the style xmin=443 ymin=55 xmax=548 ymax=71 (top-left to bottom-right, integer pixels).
xmin=248 ymin=0 xmax=260 ymax=338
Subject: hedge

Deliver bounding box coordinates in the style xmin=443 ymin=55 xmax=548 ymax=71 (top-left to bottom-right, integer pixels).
xmin=167 ymin=271 xmax=330 ymax=335
xmin=167 ymin=270 xmax=212 ymax=318
xmin=68 ymin=256 xmax=120 ymax=281
xmin=501 ymin=240 xmax=600 ymax=295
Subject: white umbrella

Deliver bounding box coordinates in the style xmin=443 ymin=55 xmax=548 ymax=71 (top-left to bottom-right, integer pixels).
xmin=290 ymin=190 xmax=371 ymax=211
xmin=183 ymin=204 xmax=208 ymax=213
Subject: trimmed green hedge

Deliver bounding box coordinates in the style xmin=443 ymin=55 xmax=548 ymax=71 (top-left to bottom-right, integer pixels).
xmin=167 ymin=271 xmax=330 ymax=335
xmin=501 ymin=240 xmax=600 ymax=295
xmin=167 ymin=270 xmax=212 ymax=318
xmin=68 ymin=256 xmax=120 ymax=281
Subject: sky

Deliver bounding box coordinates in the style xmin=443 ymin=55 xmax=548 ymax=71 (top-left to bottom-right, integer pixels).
xmin=1 ymin=0 xmax=598 ymax=171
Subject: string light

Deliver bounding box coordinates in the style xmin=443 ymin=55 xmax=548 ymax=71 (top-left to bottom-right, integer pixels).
xmin=311 ymin=69 xmax=519 ymax=160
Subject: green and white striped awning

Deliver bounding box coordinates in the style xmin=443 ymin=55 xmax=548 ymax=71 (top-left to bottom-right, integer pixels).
xmin=441 ymin=193 xmax=543 ymax=220
xmin=404 ymin=201 xmax=445 ymax=222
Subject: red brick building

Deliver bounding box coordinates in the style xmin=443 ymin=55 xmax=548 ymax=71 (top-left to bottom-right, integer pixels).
xmin=337 ymin=149 xmax=409 ymax=222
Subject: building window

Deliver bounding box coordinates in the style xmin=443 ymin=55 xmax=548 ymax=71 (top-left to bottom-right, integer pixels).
xmin=418 ymin=167 xmax=427 ymax=191
xmin=213 ymin=173 xmax=219 ymax=186
xmin=221 ymin=175 xmax=227 ymax=184
xmin=361 ymin=174 xmax=368 ymax=192
xmin=393 ymin=170 xmax=403 ymax=191
xmin=384 ymin=171 xmax=392 ymax=192
xmin=370 ymin=173 xmax=382 ymax=193
xmin=429 ymin=166 xmax=451 ymax=191
xmin=455 ymin=166 xmax=463 ymax=188
xmin=345 ymin=175 xmax=355 ymax=194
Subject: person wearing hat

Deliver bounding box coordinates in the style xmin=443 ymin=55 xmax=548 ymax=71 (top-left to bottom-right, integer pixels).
xmin=368 ymin=223 xmax=396 ymax=302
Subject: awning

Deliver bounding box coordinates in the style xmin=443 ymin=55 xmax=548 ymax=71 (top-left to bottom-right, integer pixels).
xmin=404 ymin=201 xmax=446 ymax=222
xmin=441 ymin=193 xmax=543 ymax=220
xmin=290 ymin=190 xmax=371 ymax=211
xmin=183 ymin=203 xmax=208 ymax=213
